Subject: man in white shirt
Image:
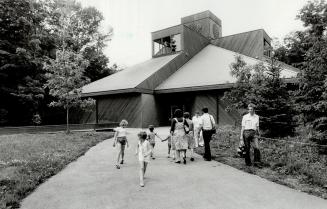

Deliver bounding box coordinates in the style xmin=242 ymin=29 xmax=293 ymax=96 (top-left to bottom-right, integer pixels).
xmin=240 ymin=103 xmax=261 ymax=166
xmin=200 ymin=107 xmax=216 ymax=161
xmin=192 ymin=111 xmax=203 ymax=147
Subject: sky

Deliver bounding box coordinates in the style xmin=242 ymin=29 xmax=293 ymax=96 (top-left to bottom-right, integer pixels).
xmin=79 ymin=0 xmax=309 ymax=68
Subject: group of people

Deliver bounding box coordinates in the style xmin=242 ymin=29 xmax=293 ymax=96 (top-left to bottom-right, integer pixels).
xmin=112 ymin=104 xmax=262 ymax=187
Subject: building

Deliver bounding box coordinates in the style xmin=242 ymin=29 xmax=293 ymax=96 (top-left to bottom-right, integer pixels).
xmin=81 ymin=10 xmax=298 ymax=127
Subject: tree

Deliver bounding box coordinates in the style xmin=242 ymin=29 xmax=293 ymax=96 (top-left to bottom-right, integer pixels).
xmin=223 ymin=55 xmax=296 ymax=137
xmin=0 ymin=0 xmax=51 ymax=125
xmin=287 ymin=0 xmax=327 ymax=144
xmin=39 ymin=0 xmax=115 ymax=81
xmin=44 ymin=49 xmax=94 ymax=133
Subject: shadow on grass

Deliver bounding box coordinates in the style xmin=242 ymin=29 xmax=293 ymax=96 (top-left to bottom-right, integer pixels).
xmin=0 ymin=131 xmax=113 ymax=209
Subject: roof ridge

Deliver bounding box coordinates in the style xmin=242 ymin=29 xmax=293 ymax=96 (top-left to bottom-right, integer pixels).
xmin=212 ymin=29 xmax=264 ymax=41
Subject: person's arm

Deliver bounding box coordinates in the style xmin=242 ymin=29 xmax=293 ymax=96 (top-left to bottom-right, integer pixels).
xmin=155 ymin=133 xmax=163 ymax=141
xmin=135 ymin=143 xmax=139 ymax=155
xmin=211 ymin=115 xmax=216 ymax=125
xmin=256 ymin=116 xmax=260 ymax=138
xmin=240 ymin=116 xmax=245 ymax=145
xmin=170 ymin=119 xmax=176 ymax=135
xmin=183 ymin=119 xmax=189 ymax=127
xmin=161 ymin=136 xmax=169 ymax=142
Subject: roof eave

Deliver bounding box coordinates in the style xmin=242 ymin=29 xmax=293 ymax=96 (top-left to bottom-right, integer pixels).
xmin=82 ymin=88 xmax=153 ymax=97
xmin=154 ymin=83 xmax=235 ymax=94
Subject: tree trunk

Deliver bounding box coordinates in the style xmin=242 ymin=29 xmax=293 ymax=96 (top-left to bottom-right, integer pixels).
xmin=66 ymin=107 xmax=70 ymax=134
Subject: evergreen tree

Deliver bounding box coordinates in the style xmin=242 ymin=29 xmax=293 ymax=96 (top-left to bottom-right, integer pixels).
xmin=223 ymin=55 xmax=296 ymax=137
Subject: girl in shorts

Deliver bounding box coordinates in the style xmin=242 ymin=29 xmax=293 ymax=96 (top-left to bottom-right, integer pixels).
xmin=136 ymin=131 xmax=152 ymax=187
xmin=113 ymin=119 xmax=129 ymax=169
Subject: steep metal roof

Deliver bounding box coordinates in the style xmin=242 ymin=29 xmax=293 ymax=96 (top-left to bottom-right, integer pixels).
xmin=82 ymin=53 xmax=179 ymax=96
xmin=155 ymin=45 xmax=298 ymax=93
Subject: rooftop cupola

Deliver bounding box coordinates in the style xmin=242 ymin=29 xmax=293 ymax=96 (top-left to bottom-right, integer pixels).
xmin=151 ymin=10 xmax=221 ymax=57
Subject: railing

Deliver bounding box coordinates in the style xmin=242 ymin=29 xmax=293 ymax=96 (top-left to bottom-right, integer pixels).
xmin=0 ymin=122 xmax=119 ymax=135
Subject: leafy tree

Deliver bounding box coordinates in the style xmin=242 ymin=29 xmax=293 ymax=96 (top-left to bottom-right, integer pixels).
xmin=223 ymin=55 xmax=296 ymax=137
xmin=0 ymin=0 xmax=50 ymax=125
xmin=39 ymin=0 xmax=115 ymax=81
xmin=44 ymin=49 xmax=94 ymax=133
xmin=285 ymin=0 xmax=327 ymax=144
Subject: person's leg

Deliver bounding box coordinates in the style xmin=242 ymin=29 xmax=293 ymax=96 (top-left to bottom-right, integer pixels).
xmin=194 ymin=127 xmax=199 ymax=148
xmin=151 ymin=143 xmax=155 ymax=159
xmin=144 ymin=162 xmax=148 ymax=175
xmin=203 ymin=131 xmax=212 ymax=160
xmin=168 ymin=144 xmax=171 ymax=157
xmin=139 ymin=161 xmax=145 ymax=186
xmin=182 ymin=150 xmax=187 ymax=164
xmin=243 ymin=132 xmax=252 ymax=166
xmin=199 ymin=130 xmax=204 ymax=146
xmin=190 ymin=148 xmax=194 ymax=161
xmin=175 ymin=150 xmax=181 ymax=163
xmin=120 ymin=144 xmax=125 ymax=164
xmin=116 ymin=143 xmax=121 ymax=168
xmin=253 ymin=137 xmax=261 ymax=163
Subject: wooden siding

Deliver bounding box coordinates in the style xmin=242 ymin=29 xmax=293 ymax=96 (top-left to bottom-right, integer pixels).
xmin=212 ymin=29 xmax=264 ymax=59
xmin=182 ymin=25 xmax=210 ymax=57
xmin=96 ymin=93 xmax=142 ymax=127
xmin=192 ymin=93 xmax=218 ymax=122
xmin=141 ymin=94 xmax=160 ymax=127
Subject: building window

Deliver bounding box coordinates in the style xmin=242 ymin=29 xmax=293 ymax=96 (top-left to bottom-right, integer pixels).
xmin=263 ymin=39 xmax=272 ymax=57
xmin=153 ymin=34 xmax=181 ymax=56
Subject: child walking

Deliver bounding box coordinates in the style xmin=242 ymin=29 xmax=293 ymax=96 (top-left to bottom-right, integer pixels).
xmin=161 ymin=135 xmax=172 ymax=158
xmin=113 ymin=120 xmax=129 ymax=169
xmin=147 ymin=125 xmax=162 ymax=159
xmin=136 ymin=131 xmax=152 ymax=187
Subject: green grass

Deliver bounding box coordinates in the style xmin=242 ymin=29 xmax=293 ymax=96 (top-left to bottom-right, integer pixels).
xmin=195 ymin=125 xmax=327 ymax=199
xmin=0 ymin=131 xmax=113 ymax=209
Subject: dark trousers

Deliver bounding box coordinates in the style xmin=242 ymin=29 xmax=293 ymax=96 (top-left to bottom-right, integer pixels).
xmin=202 ymin=130 xmax=213 ymax=160
xmin=243 ymin=130 xmax=261 ymax=165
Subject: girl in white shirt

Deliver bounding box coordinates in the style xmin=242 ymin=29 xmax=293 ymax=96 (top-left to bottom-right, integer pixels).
xmin=136 ymin=131 xmax=152 ymax=187
xmin=113 ymin=119 xmax=129 ymax=169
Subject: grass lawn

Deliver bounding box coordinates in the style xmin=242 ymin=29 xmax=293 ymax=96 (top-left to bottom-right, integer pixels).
xmin=0 ymin=131 xmax=113 ymax=209
xmin=195 ymin=125 xmax=327 ymax=199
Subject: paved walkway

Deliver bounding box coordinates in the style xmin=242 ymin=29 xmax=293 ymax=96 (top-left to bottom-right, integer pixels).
xmin=20 ymin=127 xmax=327 ymax=209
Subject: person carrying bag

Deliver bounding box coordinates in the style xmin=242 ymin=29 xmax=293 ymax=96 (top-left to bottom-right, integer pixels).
xmin=200 ymin=107 xmax=216 ymax=161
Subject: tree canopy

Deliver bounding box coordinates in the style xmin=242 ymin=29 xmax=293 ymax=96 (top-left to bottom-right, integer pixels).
xmin=0 ymin=0 xmax=115 ymax=126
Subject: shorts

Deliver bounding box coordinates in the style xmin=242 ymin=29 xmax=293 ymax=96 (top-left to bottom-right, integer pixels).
xmin=150 ymin=143 xmax=155 ymax=148
xmin=117 ymin=137 xmax=127 ymax=145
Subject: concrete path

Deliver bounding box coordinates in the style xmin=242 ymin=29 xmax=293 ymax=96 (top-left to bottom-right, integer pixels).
xmin=20 ymin=127 xmax=327 ymax=209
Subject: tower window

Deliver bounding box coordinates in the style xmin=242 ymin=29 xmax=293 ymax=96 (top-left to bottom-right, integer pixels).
xmin=153 ymin=34 xmax=181 ymax=56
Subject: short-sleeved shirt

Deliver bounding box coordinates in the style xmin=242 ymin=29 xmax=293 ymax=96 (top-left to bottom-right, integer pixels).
xmin=201 ymin=113 xmax=215 ymax=130
xmin=242 ymin=113 xmax=259 ymax=130
xmin=147 ymin=132 xmax=157 ymax=144
xmin=192 ymin=116 xmax=202 ymax=128
xmin=114 ymin=127 xmax=127 ymax=137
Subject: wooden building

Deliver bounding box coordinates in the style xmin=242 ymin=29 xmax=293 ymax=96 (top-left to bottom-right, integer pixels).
xmin=81 ymin=10 xmax=298 ymax=127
